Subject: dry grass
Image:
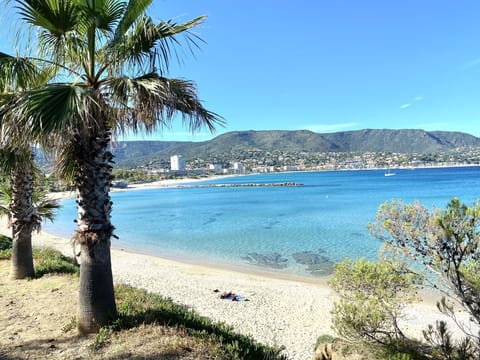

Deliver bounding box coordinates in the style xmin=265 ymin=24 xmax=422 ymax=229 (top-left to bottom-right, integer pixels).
xmin=0 ymin=260 xmax=228 ymax=359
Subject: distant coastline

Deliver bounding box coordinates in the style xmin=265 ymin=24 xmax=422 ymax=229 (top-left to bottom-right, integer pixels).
xmin=48 ymin=163 xmax=480 ymax=201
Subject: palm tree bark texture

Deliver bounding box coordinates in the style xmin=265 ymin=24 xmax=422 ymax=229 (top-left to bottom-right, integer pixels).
xmin=9 ymin=158 xmax=35 ymax=279
xmin=72 ymin=122 xmax=116 ymax=332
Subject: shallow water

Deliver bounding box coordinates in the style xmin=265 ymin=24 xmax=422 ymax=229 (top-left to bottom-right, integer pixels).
xmin=44 ymin=166 xmax=480 ymax=278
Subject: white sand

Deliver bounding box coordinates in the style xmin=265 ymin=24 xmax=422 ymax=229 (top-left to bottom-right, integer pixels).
xmin=2 ymin=177 xmax=477 ymax=359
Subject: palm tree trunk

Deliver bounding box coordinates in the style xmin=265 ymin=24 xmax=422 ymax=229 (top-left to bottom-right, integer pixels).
xmin=73 ymin=129 xmax=116 ymax=334
xmin=9 ymin=160 xmax=35 ymax=279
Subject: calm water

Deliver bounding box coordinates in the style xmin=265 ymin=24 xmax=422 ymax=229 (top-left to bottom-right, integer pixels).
xmin=44 ymin=167 xmax=480 ymax=277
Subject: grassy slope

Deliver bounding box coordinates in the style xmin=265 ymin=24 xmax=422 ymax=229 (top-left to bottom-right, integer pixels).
xmin=0 ymin=249 xmax=286 ymax=360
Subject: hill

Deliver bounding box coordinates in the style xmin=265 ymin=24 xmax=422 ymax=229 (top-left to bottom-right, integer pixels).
xmin=110 ymin=129 xmax=480 ymax=168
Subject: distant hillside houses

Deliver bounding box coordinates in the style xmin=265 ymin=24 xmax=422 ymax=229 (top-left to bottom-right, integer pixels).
xmin=135 ymin=146 xmax=480 ymax=176
xmin=168 ymin=155 xmax=247 ymax=175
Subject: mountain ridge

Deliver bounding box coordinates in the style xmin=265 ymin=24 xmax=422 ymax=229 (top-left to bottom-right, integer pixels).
xmin=110 ymin=129 xmax=480 ymax=168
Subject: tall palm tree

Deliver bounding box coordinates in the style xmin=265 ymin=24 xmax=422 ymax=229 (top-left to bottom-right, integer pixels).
xmin=0 ymin=53 xmax=56 ymax=279
xmin=4 ymin=0 xmax=222 ymax=333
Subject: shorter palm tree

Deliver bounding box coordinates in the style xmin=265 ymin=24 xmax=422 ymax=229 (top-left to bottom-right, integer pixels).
xmin=0 ymin=150 xmax=60 ymax=279
xmin=0 ymin=51 xmax=58 ymax=279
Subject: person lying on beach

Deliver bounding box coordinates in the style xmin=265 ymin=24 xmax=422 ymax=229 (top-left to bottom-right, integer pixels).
xmin=219 ymin=291 xmax=248 ymax=301
xmin=220 ymin=291 xmax=237 ymax=300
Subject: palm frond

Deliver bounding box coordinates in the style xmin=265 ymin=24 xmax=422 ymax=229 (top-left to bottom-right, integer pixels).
xmin=108 ymin=15 xmax=206 ymax=74
xmin=93 ymin=0 xmax=126 ymax=33
xmin=114 ymin=0 xmax=152 ymax=40
xmin=0 ymin=179 xmax=59 ymax=225
xmin=164 ymin=78 xmax=223 ymax=133
xmin=105 ymin=73 xmax=223 ymax=136
xmin=32 ymin=189 xmax=60 ymax=223
xmin=15 ymin=0 xmax=86 ymax=69
xmin=15 ymin=0 xmax=79 ymax=36
xmin=0 ymin=52 xmax=40 ymax=92
xmin=0 ymin=182 xmax=12 ymax=221
xmin=38 ymin=30 xmax=87 ymax=69
xmin=55 ymin=135 xmax=78 ymax=176
xmin=10 ymin=83 xmax=100 ymax=139
xmin=0 ymin=147 xmax=34 ymax=175
xmin=76 ymin=0 xmax=126 ymax=43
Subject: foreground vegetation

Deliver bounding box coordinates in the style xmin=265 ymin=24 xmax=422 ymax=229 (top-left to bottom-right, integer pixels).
xmin=328 ymin=198 xmax=480 ymax=359
xmin=0 ymin=243 xmax=286 ymax=359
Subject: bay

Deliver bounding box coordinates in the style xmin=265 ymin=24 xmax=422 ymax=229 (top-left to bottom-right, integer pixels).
xmin=43 ymin=166 xmax=480 ymax=277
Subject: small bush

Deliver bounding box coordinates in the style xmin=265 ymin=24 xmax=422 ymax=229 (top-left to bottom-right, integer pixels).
xmin=62 ymin=317 xmax=77 ymax=333
xmin=0 ymin=234 xmax=12 ymax=250
xmin=315 ymin=334 xmax=335 ymax=349
xmin=33 ymin=248 xmax=79 ymax=278
xmin=331 ymin=258 xmax=420 ymax=346
xmin=90 ymin=327 xmax=112 ymax=351
xmin=0 ymin=235 xmax=12 ymax=259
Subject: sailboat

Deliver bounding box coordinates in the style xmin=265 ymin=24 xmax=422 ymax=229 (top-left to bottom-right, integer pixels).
xmin=384 ymin=168 xmax=396 ymax=177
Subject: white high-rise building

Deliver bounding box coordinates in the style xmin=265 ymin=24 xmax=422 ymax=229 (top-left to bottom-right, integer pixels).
xmin=170 ymin=155 xmax=186 ymax=171
xmin=233 ymin=162 xmax=244 ymax=173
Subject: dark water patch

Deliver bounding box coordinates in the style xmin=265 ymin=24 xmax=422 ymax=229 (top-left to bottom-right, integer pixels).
xmin=292 ymin=250 xmax=334 ymax=276
xmin=202 ymin=217 xmax=217 ymax=226
xmin=303 ymin=184 xmax=341 ymax=188
xmin=242 ymin=252 xmax=289 ymax=269
xmin=350 ymin=232 xmax=364 ymax=237
xmin=264 ymin=220 xmax=280 ymax=229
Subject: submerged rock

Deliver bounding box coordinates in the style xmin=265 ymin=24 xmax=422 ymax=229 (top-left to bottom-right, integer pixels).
xmin=292 ymin=251 xmax=334 ymax=276
xmin=306 ymin=262 xmax=334 ymax=276
xmin=242 ymin=252 xmax=289 ymax=269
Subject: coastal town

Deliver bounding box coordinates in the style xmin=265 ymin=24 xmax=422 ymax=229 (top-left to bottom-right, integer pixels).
xmin=133 ymin=146 xmax=480 ymax=176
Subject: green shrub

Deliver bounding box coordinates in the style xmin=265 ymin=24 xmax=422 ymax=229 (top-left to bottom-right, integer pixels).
xmin=90 ymin=326 xmax=112 ymax=351
xmin=62 ymin=317 xmax=77 ymax=333
xmin=0 ymin=234 xmax=12 ymax=250
xmin=370 ymin=198 xmax=480 ymax=357
xmin=33 ymin=248 xmax=79 ymax=277
xmin=331 ymin=258 xmax=420 ymax=346
xmin=0 ymin=234 xmax=12 ymax=259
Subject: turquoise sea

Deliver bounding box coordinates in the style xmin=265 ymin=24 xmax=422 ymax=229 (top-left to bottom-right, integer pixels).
xmin=44 ymin=166 xmax=480 ymax=278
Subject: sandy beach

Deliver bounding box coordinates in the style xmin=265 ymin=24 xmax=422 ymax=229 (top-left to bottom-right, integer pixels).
xmin=2 ymin=177 xmax=477 ymax=360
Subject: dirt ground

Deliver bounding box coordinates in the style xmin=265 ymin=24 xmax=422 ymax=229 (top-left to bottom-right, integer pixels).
xmin=0 ymin=261 xmax=221 ymax=360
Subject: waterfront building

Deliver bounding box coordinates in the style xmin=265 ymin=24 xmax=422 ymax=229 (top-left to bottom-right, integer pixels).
xmin=170 ymin=155 xmax=186 ymax=172
xmin=233 ymin=162 xmax=244 ymax=174
xmin=208 ymin=164 xmax=222 ymax=173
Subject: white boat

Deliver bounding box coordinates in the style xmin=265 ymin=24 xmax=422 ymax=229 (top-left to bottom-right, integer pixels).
xmin=384 ymin=169 xmax=396 ymax=177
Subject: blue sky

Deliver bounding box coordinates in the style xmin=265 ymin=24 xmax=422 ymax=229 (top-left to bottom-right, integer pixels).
xmin=2 ymin=0 xmax=480 ymax=142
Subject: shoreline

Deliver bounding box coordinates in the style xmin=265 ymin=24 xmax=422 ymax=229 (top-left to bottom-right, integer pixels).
xmin=1 ymin=217 xmax=476 ymax=359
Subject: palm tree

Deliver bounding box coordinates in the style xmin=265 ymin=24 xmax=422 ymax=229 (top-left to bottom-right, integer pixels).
xmin=0 ymin=53 xmax=57 ymax=279
xmin=4 ymin=0 xmax=222 ymax=333
xmin=0 ymin=173 xmax=60 ymax=279
xmin=0 ymin=148 xmax=36 ymax=278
